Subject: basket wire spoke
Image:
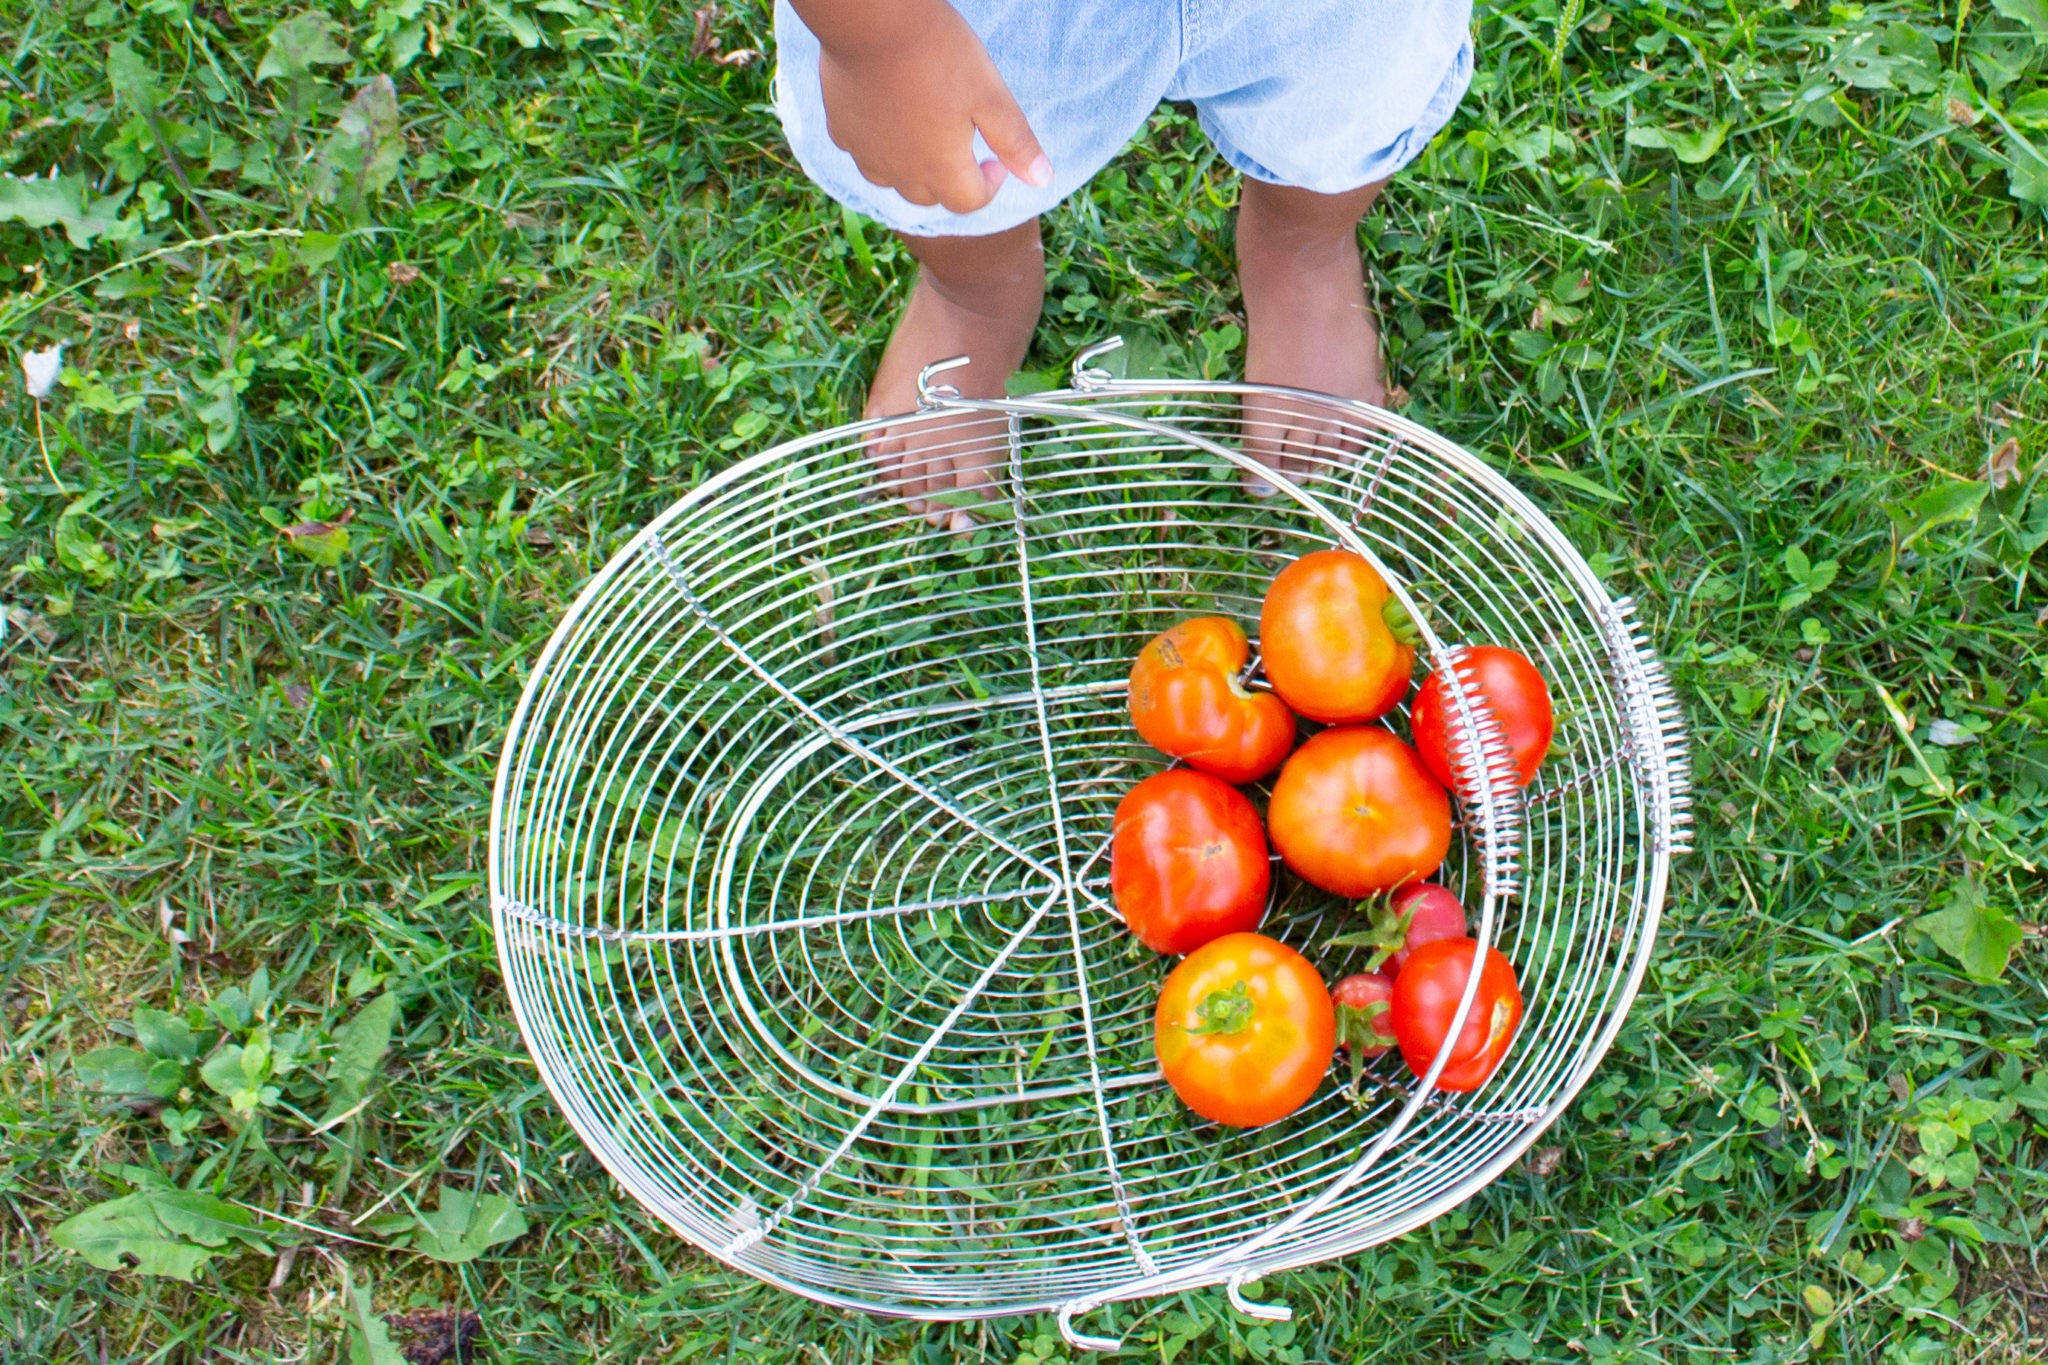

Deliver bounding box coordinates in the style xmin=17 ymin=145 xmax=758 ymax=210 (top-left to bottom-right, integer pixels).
xmin=490 ymin=351 xmax=1689 ymax=1339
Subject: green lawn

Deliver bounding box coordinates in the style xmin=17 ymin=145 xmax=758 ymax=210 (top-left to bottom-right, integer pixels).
xmin=4 ymin=0 xmax=2048 ymax=1360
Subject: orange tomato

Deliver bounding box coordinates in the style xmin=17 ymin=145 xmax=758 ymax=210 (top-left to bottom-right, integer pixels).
xmin=1110 ymin=770 xmax=1270 ymax=955
xmin=1267 ymin=727 xmax=1451 ymax=898
xmin=1154 ymin=932 xmax=1335 ymax=1128
xmin=1258 ymin=550 xmax=1416 ymax=724
xmin=1128 ymin=617 xmax=1296 ymax=784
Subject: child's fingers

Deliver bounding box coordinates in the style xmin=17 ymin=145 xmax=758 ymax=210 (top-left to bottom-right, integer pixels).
xmin=976 ymin=95 xmax=1053 ymax=189
xmin=863 ymin=430 xmax=915 ymax=510
xmin=932 ymin=156 xmax=998 ymax=215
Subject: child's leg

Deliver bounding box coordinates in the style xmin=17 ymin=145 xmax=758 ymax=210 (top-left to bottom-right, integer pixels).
xmin=774 ymin=0 xmax=1178 ymax=521
xmin=1172 ymin=0 xmax=1472 ymax=476
xmin=1235 ymin=177 xmax=1388 ymax=480
xmin=864 ymin=219 xmax=1045 ymax=526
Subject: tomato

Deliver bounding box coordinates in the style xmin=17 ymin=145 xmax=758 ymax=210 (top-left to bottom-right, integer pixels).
xmin=1110 ymin=770 xmax=1270 ymax=955
xmin=1327 ymin=881 xmax=1469 ymax=974
xmin=1266 ymin=727 xmax=1451 ymax=898
xmin=1384 ymin=883 xmax=1468 ymax=974
xmin=1155 ymin=932 xmax=1335 ymax=1128
xmin=1408 ymin=646 xmax=1554 ymax=791
xmin=1258 ymin=550 xmax=1418 ymax=724
xmin=1128 ymin=617 xmax=1296 ymax=784
xmin=1389 ymin=937 xmax=1524 ymax=1093
xmin=1330 ymin=971 xmax=1397 ymax=1091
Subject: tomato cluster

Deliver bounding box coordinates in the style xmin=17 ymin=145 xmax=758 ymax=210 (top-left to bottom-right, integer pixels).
xmin=1111 ymin=549 xmax=1555 ymax=1127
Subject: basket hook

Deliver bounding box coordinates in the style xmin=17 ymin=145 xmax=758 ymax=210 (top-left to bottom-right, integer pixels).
xmin=1056 ymin=1301 xmax=1122 ymax=1353
xmin=1226 ymin=1271 xmax=1294 ymax=1324
xmin=916 ymin=354 xmax=971 ymax=408
xmin=1070 ymin=335 xmax=1124 ymax=391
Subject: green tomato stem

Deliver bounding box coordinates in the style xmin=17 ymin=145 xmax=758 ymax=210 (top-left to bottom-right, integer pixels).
xmin=1187 ymin=981 xmax=1255 ymax=1036
xmin=1382 ymin=597 xmax=1422 ymax=648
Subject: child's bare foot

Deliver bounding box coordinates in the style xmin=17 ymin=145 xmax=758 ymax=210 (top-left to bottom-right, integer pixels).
xmin=864 ymin=218 xmax=1044 ymax=528
xmin=1235 ymin=178 xmax=1389 ymax=491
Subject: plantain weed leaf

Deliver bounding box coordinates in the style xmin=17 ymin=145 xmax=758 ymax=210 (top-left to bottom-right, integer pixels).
xmin=295 ymin=230 xmax=347 ymax=270
xmin=346 ymin=1272 xmax=408 ymax=1365
xmin=76 ymin=1047 xmax=180 ymax=1097
xmin=2010 ymin=90 xmax=2048 ymax=130
xmin=413 ymin=1186 xmax=529 ymax=1263
xmin=107 ymin=41 xmax=161 ymax=112
xmin=257 ymin=11 xmax=351 ymax=81
xmin=0 ymin=173 xmax=133 ymax=248
xmin=2005 ymin=137 xmax=2048 ymax=208
xmin=484 ymin=0 xmax=544 ymax=48
xmin=311 ymin=77 xmax=403 ymax=210
xmin=1886 ymin=479 xmax=1989 ymax=549
xmin=1990 ymin=0 xmax=2048 ymax=38
xmin=134 ymin=1006 xmax=201 ymax=1062
xmin=283 ymin=518 xmax=352 ymax=566
xmin=1917 ymin=877 xmax=2023 ymax=982
xmin=1626 ymin=122 xmax=1731 ymax=164
xmin=1 ymin=174 xmax=90 ymax=231
xmin=320 ymin=992 xmax=397 ymax=1126
xmin=51 ymin=1187 xmax=273 ymax=1281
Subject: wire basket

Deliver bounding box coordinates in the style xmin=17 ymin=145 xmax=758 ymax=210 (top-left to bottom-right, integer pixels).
xmin=489 ymin=338 xmax=1692 ymax=1349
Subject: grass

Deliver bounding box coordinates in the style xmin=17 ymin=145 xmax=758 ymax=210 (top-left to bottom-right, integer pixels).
xmin=3 ymin=0 xmax=2047 ymax=1360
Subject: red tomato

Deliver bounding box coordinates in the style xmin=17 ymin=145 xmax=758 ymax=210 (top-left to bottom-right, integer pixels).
xmin=1128 ymin=617 xmax=1296 ymax=784
xmin=1266 ymin=727 xmax=1451 ymax=898
xmin=1331 ymin=972 xmax=1397 ymax=1058
xmin=1155 ymin=932 xmax=1335 ymax=1128
xmin=1385 ymin=883 xmax=1469 ymax=975
xmin=1328 ymin=882 xmax=1469 ymax=974
xmin=1110 ymin=770 xmax=1270 ymax=955
xmin=1258 ymin=550 xmax=1417 ymax=724
xmin=1409 ymin=646 xmax=1554 ymax=791
xmin=1390 ymin=937 xmax=1524 ymax=1093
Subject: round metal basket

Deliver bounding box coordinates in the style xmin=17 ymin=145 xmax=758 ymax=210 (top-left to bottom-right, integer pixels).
xmin=489 ymin=338 xmax=1692 ymax=1349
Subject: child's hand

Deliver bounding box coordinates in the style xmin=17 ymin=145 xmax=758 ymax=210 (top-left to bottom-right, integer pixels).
xmin=796 ymin=0 xmax=1052 ymax=215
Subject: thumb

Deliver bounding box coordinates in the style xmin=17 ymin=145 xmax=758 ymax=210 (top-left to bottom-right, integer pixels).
xmin=975 ymin=90 xmax=1053 ymax=189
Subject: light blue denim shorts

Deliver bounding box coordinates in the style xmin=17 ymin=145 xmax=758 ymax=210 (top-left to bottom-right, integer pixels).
xmin=773 ymin=0 xmax=1474 ymax=237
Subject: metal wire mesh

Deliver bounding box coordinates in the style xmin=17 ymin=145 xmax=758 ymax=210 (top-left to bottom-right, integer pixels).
xmin=489 ymin=343 xmax=1691 ymax=1344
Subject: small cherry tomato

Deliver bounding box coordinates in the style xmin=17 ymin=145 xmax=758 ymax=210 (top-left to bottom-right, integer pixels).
xmin=1390 ymin=937 xmax=1524 ymax=1093
xmin=1155 ymin=932 xmax=1335 ymax=1128
xmin=1111 ymin=770 xmax=1271 ymax=955
xmin=1327 ymin=882 xmax=1469 ymax=974
xmin=1259 ymin=550 xmax=1418 ymax=724
xmin=1267 ymin=727 xmax=1451 ymax=898
xmin=1331 ymin=971 xmax=1397 ymax=1091
xmin=1386 ymin=883 xmax=1468 ymax=974
xmin=1128 ymin=617 xmax=1296 ymax=784
xmin=1409 ymin=646 xmax=1554 ymax=791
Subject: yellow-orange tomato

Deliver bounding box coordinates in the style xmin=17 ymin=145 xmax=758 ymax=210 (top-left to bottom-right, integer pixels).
xmin=1258 ymin=550 xmax=1416 ymax=724
xmin=1155 ymin=932 xmax=1335 ymax=1128
xmin=1267 ymin=727 xmax=1451 ymax=898
xmin=1128 ymin=617 xmax=1296 ymax=784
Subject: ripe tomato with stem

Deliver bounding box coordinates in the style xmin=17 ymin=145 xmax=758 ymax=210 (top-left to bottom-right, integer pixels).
xmin=1127 ymin=617 xmax=1295 ymax=784
xmin=1155 ymin=932 xmax=1335 ymax=1128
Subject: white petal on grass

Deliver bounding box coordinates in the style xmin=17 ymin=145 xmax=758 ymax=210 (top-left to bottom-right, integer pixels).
xmin=21 ymin=343 xmax=64 ymax=399
xmin=1926 ymin=719 xmax=1975 ymax=747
